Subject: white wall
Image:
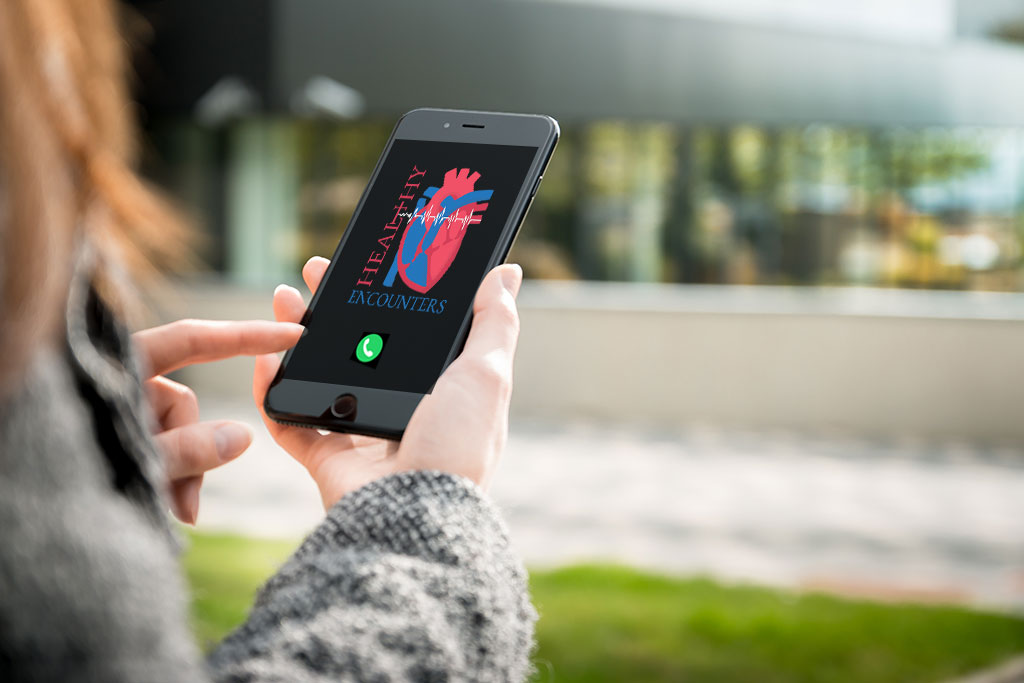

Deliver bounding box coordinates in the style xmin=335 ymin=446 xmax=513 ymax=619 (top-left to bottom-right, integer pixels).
xmin=163 ymin=281 xmax=1024 ymax=443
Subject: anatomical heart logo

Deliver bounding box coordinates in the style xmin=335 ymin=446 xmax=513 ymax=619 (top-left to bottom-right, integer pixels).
xmin=383 ymin=168 xmax=494 ymax=294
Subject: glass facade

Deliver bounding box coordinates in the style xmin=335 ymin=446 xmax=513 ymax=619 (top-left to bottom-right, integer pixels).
xmin=146 ymin=118 xmax=1024 ymax=291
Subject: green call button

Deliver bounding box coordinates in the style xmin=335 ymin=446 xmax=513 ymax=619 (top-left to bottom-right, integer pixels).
xmin=354 ymin=333 xmax=385 ymax=363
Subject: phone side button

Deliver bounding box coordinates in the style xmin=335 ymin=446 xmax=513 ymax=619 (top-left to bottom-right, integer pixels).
xmin=529 ymin=175 xmax=543 ymax=198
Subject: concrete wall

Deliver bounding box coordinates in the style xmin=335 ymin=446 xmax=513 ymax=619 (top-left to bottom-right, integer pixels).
xmin=162 ymin=281 xmax=1024 ymax=443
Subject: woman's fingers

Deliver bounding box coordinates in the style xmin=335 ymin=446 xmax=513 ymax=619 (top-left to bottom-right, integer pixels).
xmin=257 ymin=281 xmax=320 ymax=455
xmin=461 ymin=264 xmax=523 ymax=367
xmin=251 ymin=352 xmax=319 ymax=456
xmin=155 ymin=420 xmax=252 ymax=480
xmin=258 ymin=256 xmax=370 ymax=473
xmin=135 ymin=319 xmax=304 ymax=378
xmin=159 ymin=419 xmax=252 ymax=525
xmin=302 ymin=256 xmax=330 ymax=294
xmin=273 ymin=284 xmax=307 ymax=324
xmin=146 ymin=376 xmax=207 ymax=523
xmin=171 ymin=476 xmax=203 ymax=525
xmin=145 ymin=376 xmax=199 ymax=431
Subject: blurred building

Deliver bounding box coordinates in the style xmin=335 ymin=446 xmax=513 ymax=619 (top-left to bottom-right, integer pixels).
xmin=128 ymin=0 xmax=1024 ymax=441
xmin=129 ymin=0 xmax=1024 ymax=291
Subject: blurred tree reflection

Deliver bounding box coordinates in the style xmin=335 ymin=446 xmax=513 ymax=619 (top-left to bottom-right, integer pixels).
xmin=147 ymin=117 xmax=1021 ymax=291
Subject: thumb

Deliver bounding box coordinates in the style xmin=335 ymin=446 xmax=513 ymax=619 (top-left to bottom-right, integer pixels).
xmin=461 ymin=264 xmax=522 ymax=363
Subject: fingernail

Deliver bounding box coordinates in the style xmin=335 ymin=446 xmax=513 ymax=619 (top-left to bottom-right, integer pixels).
xmin=214 ymin=422 xmax=252 ymax=461
xmin=184 ymin=478 xmax=201 ymax=525
xmin=501 ymin=264 xmax=523 ymax=298
xmin=274 ymin=283 xmax=303 ymax=298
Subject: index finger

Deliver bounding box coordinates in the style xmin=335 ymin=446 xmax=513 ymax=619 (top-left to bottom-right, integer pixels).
xmin=134 ymin=319 xmax=304 ymax=377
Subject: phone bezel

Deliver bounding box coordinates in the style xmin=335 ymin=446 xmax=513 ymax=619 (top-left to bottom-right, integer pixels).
xmin=264 ymin=108 xmax=559 ymax=440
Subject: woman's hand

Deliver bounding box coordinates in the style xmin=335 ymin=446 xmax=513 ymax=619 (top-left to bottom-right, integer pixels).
xmin=134 ymin=319 xmax=303 ymax=523
xmin=253 ymin=257 xmax=522 ymax=509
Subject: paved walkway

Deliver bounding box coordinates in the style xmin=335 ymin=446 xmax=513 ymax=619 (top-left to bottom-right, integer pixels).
xmin=195 ymin=401 xmax=1024 ymax=611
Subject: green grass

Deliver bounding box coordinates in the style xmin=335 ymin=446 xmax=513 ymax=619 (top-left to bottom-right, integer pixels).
xmin=530 ymin=566 xmax=1024 ymax=683
xmin=184 ymin=532 xmax=1024 ymax=682
xmin=183 ymin=531 xmax=298 ymax=645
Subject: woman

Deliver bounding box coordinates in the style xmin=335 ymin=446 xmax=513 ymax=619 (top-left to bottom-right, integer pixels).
xmin=0 ymin=1 xmax=535 ymax=681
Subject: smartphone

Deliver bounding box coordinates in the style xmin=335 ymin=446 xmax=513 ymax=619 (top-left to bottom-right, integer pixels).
xmin=264 ymin=108 xmax=559 ymax=439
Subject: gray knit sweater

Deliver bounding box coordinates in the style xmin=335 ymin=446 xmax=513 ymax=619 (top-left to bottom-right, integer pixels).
xmin=0 ymin=261 xmax=536 ymax=682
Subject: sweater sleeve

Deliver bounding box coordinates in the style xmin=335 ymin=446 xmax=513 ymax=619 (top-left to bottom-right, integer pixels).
xmin=206 ymin=470 xmax=537 ymax=683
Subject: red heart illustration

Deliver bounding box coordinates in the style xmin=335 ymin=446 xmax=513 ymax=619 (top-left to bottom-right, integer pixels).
xmin=393 ymin=168 xmax=493 ymax=293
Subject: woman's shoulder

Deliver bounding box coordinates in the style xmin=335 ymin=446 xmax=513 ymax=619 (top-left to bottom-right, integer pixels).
xmin=0 ymin=346 xmax=204 ymax=681
xmin=0 ymin=249 xmax=174 ymax=537
xmin=0 ymin=346 xmax=115 ymax=491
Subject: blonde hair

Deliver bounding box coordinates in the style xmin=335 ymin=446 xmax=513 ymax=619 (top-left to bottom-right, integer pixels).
xmin=0 ymin=0 xmax=187 ymax=394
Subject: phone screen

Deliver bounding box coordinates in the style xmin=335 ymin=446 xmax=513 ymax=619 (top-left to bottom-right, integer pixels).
xmin=280 ymin=139 xmax=538 ymax=395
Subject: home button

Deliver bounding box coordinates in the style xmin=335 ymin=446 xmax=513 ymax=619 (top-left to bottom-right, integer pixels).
xmin=330 ymin=393 xmax=358 ymax=420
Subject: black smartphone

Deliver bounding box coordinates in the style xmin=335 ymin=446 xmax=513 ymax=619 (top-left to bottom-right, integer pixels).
xmin=264 ymin=108 xmax=559 ymax=439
